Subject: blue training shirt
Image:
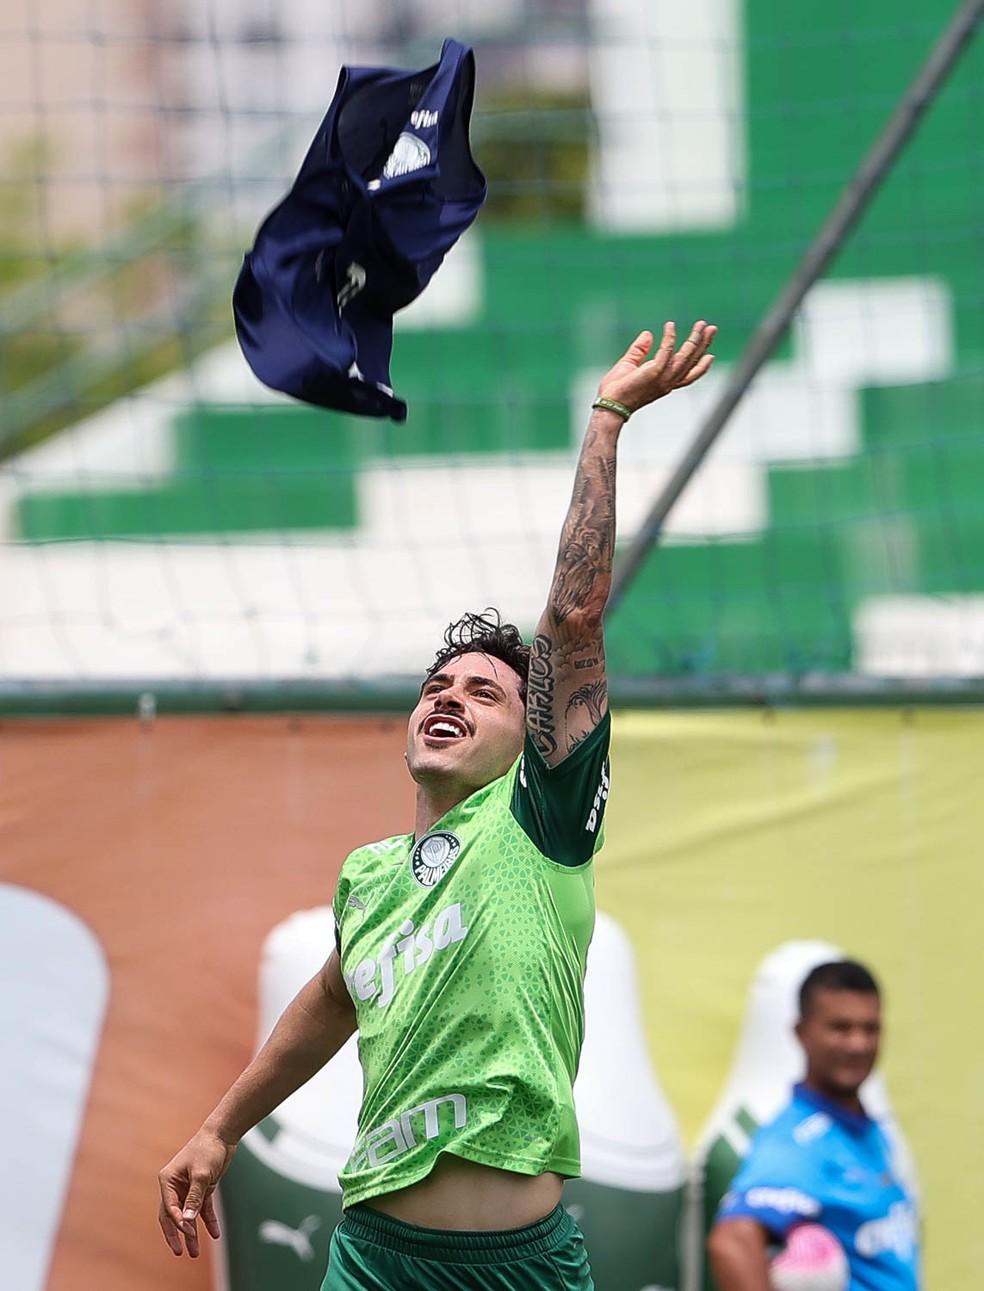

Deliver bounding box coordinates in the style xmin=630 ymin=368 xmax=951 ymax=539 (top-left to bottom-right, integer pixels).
xmin=233 ymin=38 xmax=486 ymax=422
xmin=717 ymin=1084 xmax=919 ymax=1290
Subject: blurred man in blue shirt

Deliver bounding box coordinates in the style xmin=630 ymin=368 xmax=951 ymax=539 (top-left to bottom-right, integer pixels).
xmin=708 ymin=960 xmax=919 ymax=1290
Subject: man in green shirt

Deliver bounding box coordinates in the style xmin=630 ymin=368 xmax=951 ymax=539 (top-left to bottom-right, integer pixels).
xmin=158 ymin=319 xmax=716 ymax=1288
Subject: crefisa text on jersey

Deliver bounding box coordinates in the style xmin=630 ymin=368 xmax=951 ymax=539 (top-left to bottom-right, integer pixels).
xmin=343 ymin=902 xmax=469 ymax=1009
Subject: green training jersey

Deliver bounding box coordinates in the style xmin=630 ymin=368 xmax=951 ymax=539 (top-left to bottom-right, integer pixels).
xmin=332 ymin=713 xmax=611 ymax=1208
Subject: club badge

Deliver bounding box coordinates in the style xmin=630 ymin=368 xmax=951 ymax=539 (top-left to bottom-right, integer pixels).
xmin=382 ymin=132 xmax=431 ymax=179
xmin=410 ymin=831 xmax=461 ymax=888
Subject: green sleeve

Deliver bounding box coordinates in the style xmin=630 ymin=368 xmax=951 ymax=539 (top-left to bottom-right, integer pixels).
xmin=509 ymin=710 xmax=611 ymax=866
xmin=332 ymin=866 xmax=350 ymax=955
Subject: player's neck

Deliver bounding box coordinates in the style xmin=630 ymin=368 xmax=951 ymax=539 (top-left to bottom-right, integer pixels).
xmin=803 ymin=1074 xmax=864 ymax=1116
xmin=413 ymin=783 xmax=468 ymax=838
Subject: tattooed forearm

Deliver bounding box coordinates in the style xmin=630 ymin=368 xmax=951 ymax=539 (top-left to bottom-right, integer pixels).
xmin=529 ymin=413 xmax=616 ymax=763
xmin=526 ymin=634 xmax=558 ymax=757
xmin=548 ymin=422 xmax=617 ymax=623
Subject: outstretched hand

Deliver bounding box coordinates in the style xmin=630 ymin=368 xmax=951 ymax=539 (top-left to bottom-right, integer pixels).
xmin=597 ymin=320 xmax=717 ymax=414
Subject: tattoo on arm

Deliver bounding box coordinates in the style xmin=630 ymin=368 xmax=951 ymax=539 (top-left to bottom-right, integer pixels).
xmin=532 ymin=416 xmax=616 ymax=761
xmin=564 ymin=681 xmax=608 ymax=752
xmin=526 ymin=634 xmax=558 ymax=758
xmin=566 ymin=680 xmax=608 ymax=727
xmin=549 ymin=433 xmax=616 ymax=623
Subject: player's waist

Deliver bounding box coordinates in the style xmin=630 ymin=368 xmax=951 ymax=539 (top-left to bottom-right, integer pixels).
xmin=342 ymin=1199 xmax=575 ymax=1259
xmin=360 ymin=1157 xmax=565 ymax=1231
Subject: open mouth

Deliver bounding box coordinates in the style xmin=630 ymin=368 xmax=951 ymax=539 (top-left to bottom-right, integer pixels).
xmin=422 ymin=714 xmax=469 ymax=741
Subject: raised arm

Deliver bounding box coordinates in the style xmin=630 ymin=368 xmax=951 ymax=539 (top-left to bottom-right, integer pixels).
xmin=526 ymin=320 xmax=716 ymax=765
xmin=157 ymin=951 xmax=356 ymax=1258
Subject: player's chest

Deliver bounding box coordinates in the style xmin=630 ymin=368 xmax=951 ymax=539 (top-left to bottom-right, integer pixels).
xmin=816 ymin=1134 xmax=910 ymax=1219
xmin=339 ymin=823 xmax=548 ymax=1015
xmin=339 ymin=832 xmax=477 ymax=985
xmin=342 ymin=812 xmax=526 ymax=932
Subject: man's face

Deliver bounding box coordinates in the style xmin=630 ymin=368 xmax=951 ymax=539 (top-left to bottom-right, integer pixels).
xmin=406 ymin=651 xmax=526 ymax=797
xmin=796 ymin=988 xmax=882 ymax=1099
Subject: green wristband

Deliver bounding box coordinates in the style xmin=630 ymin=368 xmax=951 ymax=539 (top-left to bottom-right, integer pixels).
xmin=591 ymin=397 xmax=632 ymax=421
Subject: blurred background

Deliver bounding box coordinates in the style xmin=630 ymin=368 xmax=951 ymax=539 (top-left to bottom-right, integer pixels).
xmin=3 ymin=0 xmax=984 ymax=690
xmin=2 ymin=0 xmax=982 ymax=1288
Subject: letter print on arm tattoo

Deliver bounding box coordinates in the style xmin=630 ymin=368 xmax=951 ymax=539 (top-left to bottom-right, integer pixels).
xmin=526 ymin=634 xmax=559 ymax=758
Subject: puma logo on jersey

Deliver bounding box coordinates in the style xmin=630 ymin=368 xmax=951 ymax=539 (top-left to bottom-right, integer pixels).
xmin=343 ymin=902 xmax=469 ymax=1009
xmin=585 ymin=762 xmax=610 ymax=833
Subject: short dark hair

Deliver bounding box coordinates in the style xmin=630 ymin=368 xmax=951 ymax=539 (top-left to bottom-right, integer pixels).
xmin=799 ymin=960 xmax=880 ymax=1018
xmin=424 ymin=609 xmax=530 ymax=703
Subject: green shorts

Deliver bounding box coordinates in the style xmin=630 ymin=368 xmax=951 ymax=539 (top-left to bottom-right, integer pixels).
xmin=321 ymin=1202 xmax=594 ymax=1290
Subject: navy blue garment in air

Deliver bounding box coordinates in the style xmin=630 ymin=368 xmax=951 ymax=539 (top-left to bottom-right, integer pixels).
xmin=233 ymin=38 xmax=486 ymax=422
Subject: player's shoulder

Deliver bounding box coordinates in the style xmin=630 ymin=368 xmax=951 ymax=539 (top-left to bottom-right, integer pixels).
xmin=340 ymin=833 xmax=409 ymax=876
xmin=754 ymin=1094 xmax=826 ymax=1136
xmin=782 ymin=1092 xmax=835 ymax=1133
xmin=728 ymin=1139 xmax=818 ymax=1216
xmin=736 ymin=1098 xmax=838 ymax=1189
xmin=514 ymin=711 xmax=611 ymax=812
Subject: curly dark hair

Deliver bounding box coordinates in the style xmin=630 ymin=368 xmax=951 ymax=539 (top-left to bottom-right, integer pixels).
xmin=424 ymin=609 xmax=531 ymax=703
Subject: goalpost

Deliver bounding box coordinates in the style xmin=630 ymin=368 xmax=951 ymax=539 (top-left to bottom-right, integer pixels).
xmin=1 ymin=0 xmax=983 ymax=711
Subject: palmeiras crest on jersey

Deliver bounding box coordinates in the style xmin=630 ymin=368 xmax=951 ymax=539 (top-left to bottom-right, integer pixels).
xmin=382 ymin=132 xmax=431 ymax=179
xmin=410 ymin=831 xmax=461 ymax=888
